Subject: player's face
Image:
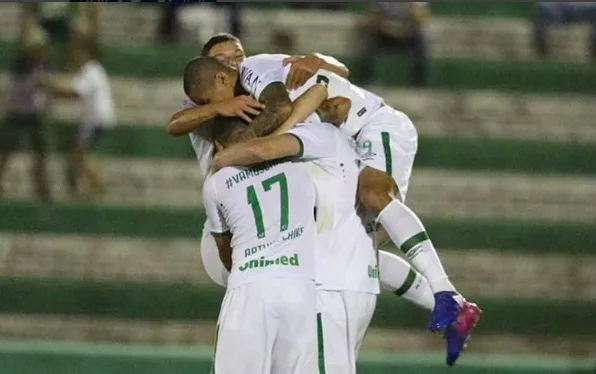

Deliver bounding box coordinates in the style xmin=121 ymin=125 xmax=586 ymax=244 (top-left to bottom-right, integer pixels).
xmin=208 ymin=41 xmax=246 ymax=69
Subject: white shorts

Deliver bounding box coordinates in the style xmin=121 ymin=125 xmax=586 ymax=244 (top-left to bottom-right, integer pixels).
xmin=213 ymin=278 xmax=318 ymax=374
xmin=317 ymin=290 xmax=377 ymax=374
xmin=355 ymin=105 xmax=418 ymax=201
xmin=200 ymin=219 xmax=229 ymax=287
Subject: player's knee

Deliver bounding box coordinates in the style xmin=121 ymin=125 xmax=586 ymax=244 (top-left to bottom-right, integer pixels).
xmin=358 ymin=168 xmax=397 ymax=215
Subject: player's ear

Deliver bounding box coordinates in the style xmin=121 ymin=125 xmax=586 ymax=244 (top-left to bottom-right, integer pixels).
xmin=215 ymin=72 xmax=228 ymax=86
xmin=214 ymin=139 xmax=224 ymax=152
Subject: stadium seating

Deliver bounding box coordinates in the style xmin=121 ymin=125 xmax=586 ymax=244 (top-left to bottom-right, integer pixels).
xmin=0 ymin=2 xmax=594 ymax=372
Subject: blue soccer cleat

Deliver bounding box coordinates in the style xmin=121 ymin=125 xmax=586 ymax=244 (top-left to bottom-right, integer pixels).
xmin=428 ymin=291 xmax=482 ymax=366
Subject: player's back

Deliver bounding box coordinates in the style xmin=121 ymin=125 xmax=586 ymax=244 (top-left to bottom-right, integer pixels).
xmin=289 ymin=122 xmax=379 ymax=294
xmin=203 ymin=159 xmax=317 ymax=289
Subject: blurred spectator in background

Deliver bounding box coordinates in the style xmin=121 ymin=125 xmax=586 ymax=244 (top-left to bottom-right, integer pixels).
xmin=271 ymin=29 xmax=296 ymax=55
xmin=175 ymin=3 xmax=242 ymax=46
xmin=357 ymin=2 xmax=430 ymax=87
xmin=533 ymin=2 xmax=596 ymax=61
xmin=158 ymin=3 xmax=183 ymax=44
xmin=42 ymin=26 xmax=115 ymax=200
xmin=0 ymin=24 xmax=50 ymax=201
xmin=21 ymin=3 xmax=99 ymax=71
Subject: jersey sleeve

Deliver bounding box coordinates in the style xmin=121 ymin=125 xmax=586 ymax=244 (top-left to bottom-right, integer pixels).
xmin=73 ymin=67 xmax=95 ymax=98
xmin=287 ymin=68 xmax=350 ymax=102
xmin=239 ymin=57 xmax=288 ymax=101
xmin=202 ymin=176 xmax=229 ymax=234
xmin=287 ymin=122 xmax=337 ymax=160
xmin=180 ymin=98 xmax=196 ymax=109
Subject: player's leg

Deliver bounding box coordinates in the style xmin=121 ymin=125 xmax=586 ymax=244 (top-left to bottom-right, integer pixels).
xmin=271 ymin=279 xmax=318 ymax=374
xmin=78 ymin=126 xmax=105 ymax=198
xmin=356 ymin=109 xmax=457 ymax=298
xmin=356 ymin=108 xmax=481 ymax=365
xmin=314 ymin=290 xmax=352 ymax=374
xmin=379 ymin=250 xmax=434 ymax=310
xmin=200 ymin=219 xmax=230 ymax=287
xmin=343 ymin=291 xmax=377 ymax=360
xmin=213 ymin=280 xmax=275 ymax=374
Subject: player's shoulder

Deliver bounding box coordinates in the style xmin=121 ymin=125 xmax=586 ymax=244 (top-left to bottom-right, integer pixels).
xmin=245 ymin=53 xmax=289 ymax=63
xmin=82 ymin=60 xmax=106 ymax=76
xmin=293 ymin=120 xmax=341 ymax=137
xmin=240 ymin=54 xmax=288 ymax=73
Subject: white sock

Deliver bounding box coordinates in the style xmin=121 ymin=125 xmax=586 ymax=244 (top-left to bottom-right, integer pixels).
xmin=379 ymin=250 xmax=434 ymax=310
xmin=376 ymin=199 xmax=457 ymax=294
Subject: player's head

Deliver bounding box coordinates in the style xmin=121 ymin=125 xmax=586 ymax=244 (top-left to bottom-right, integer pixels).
xmin=67 ymin=20 xmax=99 ymax=69
xmin=211 ymin=116 xmax=250 ymax=150
xmin=201 ymin=33 xmax=246 ymax=69
xmin=183 ymin=56 xmax=238 ymax=105
xmin=67 ymin=34 xmax=100 ymax=71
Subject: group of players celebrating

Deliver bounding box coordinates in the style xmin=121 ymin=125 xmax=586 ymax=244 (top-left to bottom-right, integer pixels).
xmin=167 ymin=33 xmax=481 ymax=374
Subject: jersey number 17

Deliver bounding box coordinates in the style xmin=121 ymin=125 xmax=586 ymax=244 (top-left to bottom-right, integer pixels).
xmin=246 ymin=173 xmax=289 ymax=239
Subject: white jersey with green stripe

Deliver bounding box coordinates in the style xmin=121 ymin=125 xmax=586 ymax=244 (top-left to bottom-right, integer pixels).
xmin=203 ymin=159 xmax=317 ymax=290
xmin=239 ymin=54 xmax=384 ymax=138
xmin=288 ymin=121 xmax=380 ymax=295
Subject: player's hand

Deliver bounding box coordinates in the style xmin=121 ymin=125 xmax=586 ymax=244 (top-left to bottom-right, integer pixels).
xmin=318 ymin=97 xmax=351 ymax=126
xmin=215 ymin=95 xmax=265 ymax=123
xmin=283 ymin=55 xmax=323 ymax=90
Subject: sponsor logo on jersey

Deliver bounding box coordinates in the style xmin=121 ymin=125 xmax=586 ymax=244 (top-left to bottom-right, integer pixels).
xmin=360 ymin=151 xmax=377 ymax=159
xmin=238 ymin=253 xmax=300 ymax=272
xmin=368 ymin=265 xmax=379 ymax=279
xmin=357 ymin=107 xmax=368 ymax=117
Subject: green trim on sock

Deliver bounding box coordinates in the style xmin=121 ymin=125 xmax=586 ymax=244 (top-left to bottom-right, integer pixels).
xmin=381 ymin=132 xmax=392 ymax=175
xmin=400 ymin=231 xmax=430 ymax=254
xmin=394 ymin=268 xmax=417 ymax=296
xmin=317 ymin=313 xmax=326 ymax=374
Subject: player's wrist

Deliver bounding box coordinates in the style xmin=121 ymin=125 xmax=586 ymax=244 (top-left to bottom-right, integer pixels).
xmin=212 ymin=101 xmax=226 ymax=116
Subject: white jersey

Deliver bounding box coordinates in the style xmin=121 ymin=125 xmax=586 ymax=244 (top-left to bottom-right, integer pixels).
xmin=203 ymin=159 xmax=317 ymax=290
xmin=239 ymin=54 xmax=384 ymax=137
xmin=73 ymin=60 xmax=116 ymax=128
xmin=288 ymin=122 xmax=380 ymax=294
xmin=180 ymin=98 xmax=214 ymax=181
xmin=239 ymin=54 xmax=321 ymax=123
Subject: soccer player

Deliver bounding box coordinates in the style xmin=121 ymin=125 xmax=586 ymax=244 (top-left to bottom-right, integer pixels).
xmin=203 ymin=116 xmax=319 ymax=374
xmin=174 ymin=37 xmax=433 ymax=315
xmin=211 ymin=118 xmax=378 ymax=374
xmin=192 ymin=54 xmax=481 ymax=366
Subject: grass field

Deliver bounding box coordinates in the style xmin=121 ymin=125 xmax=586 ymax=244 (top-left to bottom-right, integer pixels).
xmin=0 ymin=340 xmax=593 ymax=374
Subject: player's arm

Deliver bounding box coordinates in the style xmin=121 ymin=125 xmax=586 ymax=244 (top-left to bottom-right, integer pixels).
xmin=166 ymin=96 xmax=265 ymax=137
xmin=203 ymin=178 xmax=233 ymax=271
xmin=213 ymin=232 xmax=233 ymax=272
xmin=211 ymin=123 xmax=333 ymax=172
xmin=314 ymin=53 xmax=350 ymax=78
xmin=224 ymin=82 xmax=294 ymax=143
xmin=283 ymin=54 xmax=350 ymax=90
xmin=271 ymin=83 xmax=328 ymax=135
xmin=40 ymin=75 xmax=81 ymax=100
xmin=213 ymin=134 xmax=301 ymax=171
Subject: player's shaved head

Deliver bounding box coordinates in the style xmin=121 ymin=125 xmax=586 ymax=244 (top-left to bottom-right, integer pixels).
xmin=183 ymin=56 xmax=235 ymax=103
